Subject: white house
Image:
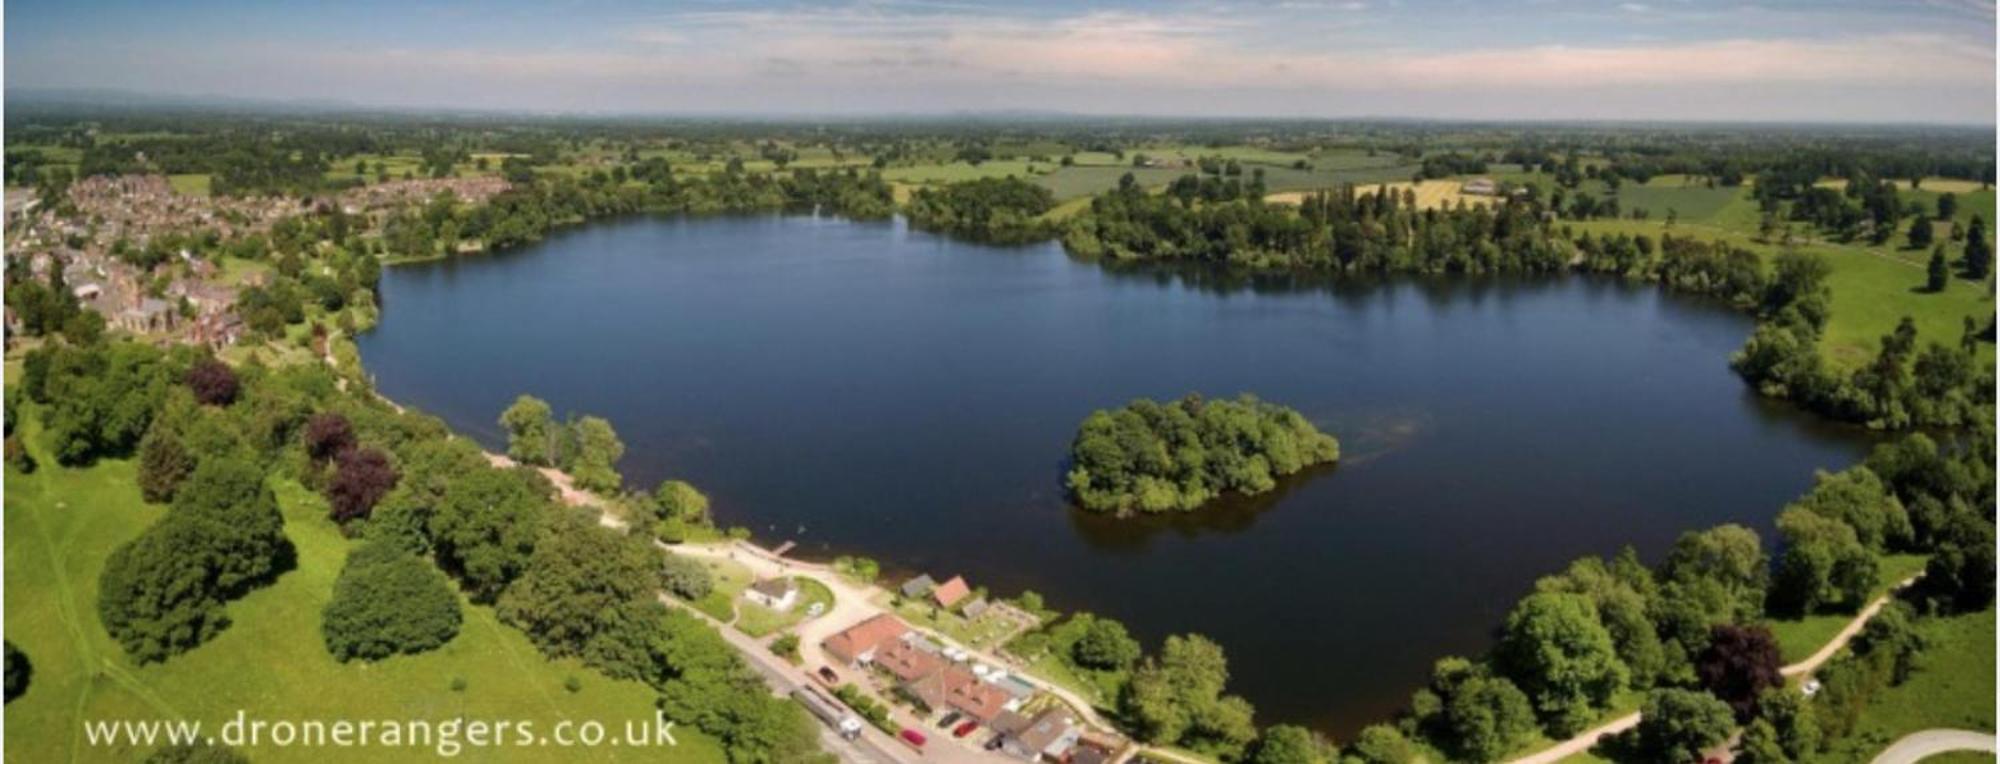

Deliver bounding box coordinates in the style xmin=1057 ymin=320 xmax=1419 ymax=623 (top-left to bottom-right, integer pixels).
xmin=745 ymin=577 xmax=800 ymax=611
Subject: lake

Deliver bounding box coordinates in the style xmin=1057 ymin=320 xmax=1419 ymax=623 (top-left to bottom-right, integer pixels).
xmin=357 ymin=214 xmax=1872 ymax=736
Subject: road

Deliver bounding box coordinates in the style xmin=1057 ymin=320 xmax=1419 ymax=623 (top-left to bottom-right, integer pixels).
xmin=660 ymin=592 xmax=921 ymax=764
xmin=1868 ymin=729 xmax=1997 ymax=764
xmin=669 ymin=541 xmax=1122 ymax=735
xmin=1504 ymin=577 xmax=1922 ymax=764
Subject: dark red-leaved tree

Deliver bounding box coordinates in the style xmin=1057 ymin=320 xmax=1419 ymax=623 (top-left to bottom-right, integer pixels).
xmin=326 ymin=447 xmax=397 ymax=524
xmin=1696 ymin=624 xmax=1784 ymax=721
xmin=304 ymin=412 xmax=357 ymax=463
xmin=186 ymin=358 xmax=240 ymax=406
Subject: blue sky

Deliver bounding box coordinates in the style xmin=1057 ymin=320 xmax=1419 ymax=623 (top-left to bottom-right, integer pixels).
xmin=5 ymin=0 xmax=1995 ymax=122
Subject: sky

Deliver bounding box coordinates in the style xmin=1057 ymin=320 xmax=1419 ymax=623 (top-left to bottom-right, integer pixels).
xmin=4 ymin=0 xmax=1996 ymax=123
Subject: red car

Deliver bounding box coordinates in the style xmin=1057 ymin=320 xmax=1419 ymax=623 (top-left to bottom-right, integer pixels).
xmin=900 ymin=729 xmax=927 ymax=749
xmin=952 ymin=721 xmax=979 ymax=738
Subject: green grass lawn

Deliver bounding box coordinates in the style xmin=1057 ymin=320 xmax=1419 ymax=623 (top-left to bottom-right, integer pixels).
xmin=167 ymin=174 xmax=212 ymax=197
xmin=1569 ymin=217 xmax=1994 ymax=371
xmin=688 ymin=557 xmax=754 ymax=623
xmin=1765 ymin=554 xmax=1929 ymax=664
xmin=1808 ymin=607 xmax=1996 ymax=763
xmin=734 ymin=578 xmax=834 ymax=639
xmin=2 ymin=410 xmax=728 ymax=763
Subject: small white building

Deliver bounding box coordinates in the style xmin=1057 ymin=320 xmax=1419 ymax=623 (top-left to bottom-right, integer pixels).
xmin=745 ymin=577 xmax=800 ymax=612
xmin=1462 ymin=177 xmax=1499 ymax=196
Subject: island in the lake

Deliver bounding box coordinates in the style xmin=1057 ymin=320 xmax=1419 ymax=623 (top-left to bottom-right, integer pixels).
xmin=1066 ymin=394 xmax=1340 ymax=515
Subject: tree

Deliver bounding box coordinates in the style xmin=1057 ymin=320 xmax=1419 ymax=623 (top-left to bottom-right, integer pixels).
xmin=1247 ymin=725 xmax=1329 ymax=764
xmin=326 ymin=446 xmax=398 ymax=523
xmin=167 ymin=457 xmax=291 ymax=593
xmin=1771 ymin=507 xmax=1878 ymax=615
xmin=497 ymin=513 xmax=658 ymax=657
xmin=655 ymin=479 xmax=710 ymax=523
xmin=1348 ymin=724 xmax=1416 ymax=764
xmin=428 ymin=465 xmax=549 ymax=601
xmin=1660 ymin=525 xmax=1768 ymax=622
xmin=1754 ymin=688 xmax=1821 ymax=760
xmin=499 ymin=395 xmax=556 ymax=465
xmin=1928 ymin=245 xmax=1951 ymax=291
xmin=1936 ymin=192 xmax=1958 ymax=220
xmin=1906 ymin=215 xmax=1934 ymax=249
xmin=1072 ymin=617 xmax=1142 ymax=671
xmin=1963 ymin=215 xmax=1992 ymax=279
xmin=186 ymin=358 xmax=239 ymax=407
xmin=321 ymin=540 xmax=462 ymax=661
xmin=1635 ymin=688 xmax=1734 ymax=763
xmin=661 ymin=552 xmax=715 ymax=601
xmin=136 ymin=424 xmax=195 ymax=503
xmin=565 ymin=415 xmax=624 ymax=493
xmin=304 ymin=411 xmax=356 ymax=462
xmin=1695 ymin=624 xmax=1783 ymax=721
xmin=1443 ymin=674 xmax=1538 ymax=761
xmin=1497 ymin=592 xmax=1628 ymax=734
xmin=97 ymin=521 xmax=232 ymax=662
xmin=1736 ymin=719 xmax=1789 ymax=764
xmin=1125 ymin=634 xmax=1255 ymax=757
xmin=4 ymin=640 xmax=30 ymax=703
xmin=1787 ymin=468 xmax=1912 ymax=552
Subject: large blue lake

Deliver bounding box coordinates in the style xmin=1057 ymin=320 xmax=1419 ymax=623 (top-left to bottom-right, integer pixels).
xmin=357 ymin=214 xmax=1870 ymax=735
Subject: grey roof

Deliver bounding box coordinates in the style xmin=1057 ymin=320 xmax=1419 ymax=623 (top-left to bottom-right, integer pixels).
xmin=900 ymin=574 xmax=936 ymax=597
xmin=749 ymin=577 xmax=797 ymax=598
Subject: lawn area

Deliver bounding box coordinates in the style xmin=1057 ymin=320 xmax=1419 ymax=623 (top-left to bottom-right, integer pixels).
xmin=1765 ymin=553 xmax=1929 ymax=664
xmin=2 ymin=409 xmax=728 ymax=763
xmin=167 ymin=173 xmax=211 ymax=197
xmin=1808 ymin=607 xmax=1996 ymax=763
xmin=1569 ymin=217 xmax=1994 ymax=371
xmin=734 ymin=577 xmax=834 ymax=639
xmin=687 ymin=555 xmax=755 ymax=623
xmin=882 ymin=160 xmax=1051 ymax=186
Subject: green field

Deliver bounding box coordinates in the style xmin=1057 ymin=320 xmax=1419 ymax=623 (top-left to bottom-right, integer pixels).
xmin=2 ymin=411 xmax=728 ymax=763
xmin=1809 ymin=607 xmax=1996 ymax=763
xmin=1570 ymin=213 xmax=1994 ymax=371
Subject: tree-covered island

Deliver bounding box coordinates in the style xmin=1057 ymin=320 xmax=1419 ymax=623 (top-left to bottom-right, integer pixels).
xmin=1066 ymin=394 xmax=1339 ymax=515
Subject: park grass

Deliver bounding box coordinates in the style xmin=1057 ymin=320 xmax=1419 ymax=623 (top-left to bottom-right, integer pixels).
xmin=688 ymin=557 xmax=755 ymax=623
xmin=1807 ymin=607 xmax=1996 ymax=763
xmin=1921 ymin=753 xmax=1998 ymax=764
xmin=881 ymin=160 xmax=1050 ymax=186
xmin=1764 ymin=554 xmax=1929 ymax=665
xmin=167 ymin=174 xmax=212 ymax=197
xmin=734 ymin=578 xmax=834 ymax=639
xmin=1 ymin=409 xmax=729 ymax=763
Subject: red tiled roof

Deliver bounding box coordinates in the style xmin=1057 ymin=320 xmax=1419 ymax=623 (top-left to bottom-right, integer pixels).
xmin=822 ymin=614 xmax=909 ymax=664
xmin=905 ymin=665 xmax=1011 ymax=722
xmin=932 ymin=575 xmax=971 ymax=608
xmin=875 ymin=639 xmax=947 ymax=683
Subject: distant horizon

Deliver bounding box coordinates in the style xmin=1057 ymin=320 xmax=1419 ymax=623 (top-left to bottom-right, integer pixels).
xmin=5 ymin=0 xmax=1994 ymax=125
xmin=7 ymin=86 xmax=1997 ymax=131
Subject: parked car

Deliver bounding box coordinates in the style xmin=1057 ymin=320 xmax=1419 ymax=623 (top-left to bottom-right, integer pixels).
xmin=952 ymin=721 xmax=979 ymax=738
xmin=936 ymin=711 xmax=963 ymax=729
xmin=900 ymin=729 xmax=927 ymax=749
xmin=984 ymin=735 xmax=1006 ymax=751
xmin=816 ymin=666 xmax=839 ymax=685
xmin=1802 ymin=679 xmax=1823 ymax=697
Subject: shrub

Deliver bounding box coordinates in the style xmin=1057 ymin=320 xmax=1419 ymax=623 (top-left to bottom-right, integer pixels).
xmin=660 ymin=553 xmax=714 ymax=601
xmin=1636 ymin=688 xmax=1735 ymax=763
xmin=326 ymin=446 xmax=398 ymax=523
xmin=322 ymin=540 xmax=462 ymax=661
xmin=186 ymin=358 xmax=239 ymax=407
xmin=4 ymin=640 xmax=30 ymax=703
xmin=303 ymin=411 xmax=356 ymax=462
